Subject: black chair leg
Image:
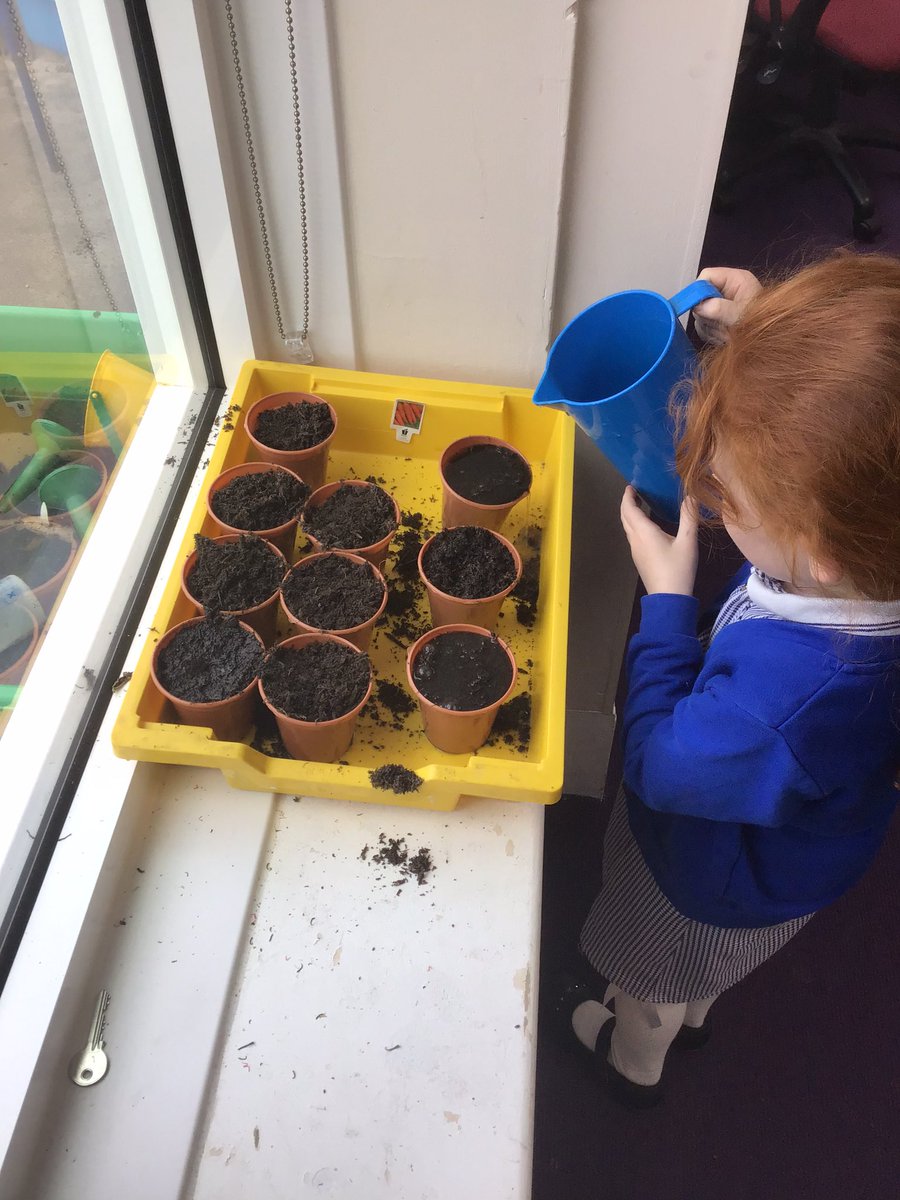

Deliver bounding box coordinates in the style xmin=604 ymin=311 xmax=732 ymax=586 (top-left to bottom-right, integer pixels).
xmin=804 ymin=128 xmax=879 ymax=239
xmin=836 ymin=124 xmax=900 ymax=153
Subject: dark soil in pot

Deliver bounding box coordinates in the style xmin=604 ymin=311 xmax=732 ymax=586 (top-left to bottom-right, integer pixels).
xmin=302 ymin=482 xmax=396 ymax=549
xmin=261 ymin=639 xmax=370 ymax=720
xmin=0 ymin=525 xmax=72 ymax=588
xmin=282 ymin=553 xmax=384 ymax=629
xmin=253 ymin=400 xmax=335 ymax=450
xmin=211 ymin=470 xmax=309 ymax=531
xmin=0 ymin=633 xmax=32 ymax=674
xmin=412 ymin=630 xmax=514 ymax=711
xmin=188 ymin=534 xmax=284 ymax=612
xmin=155 ymin=617 xmax=264 ymax=702
xmin=421 ymin=526 xmax=517 ymax=598
xmin=444 ymin=443 xmax=531 ymax=504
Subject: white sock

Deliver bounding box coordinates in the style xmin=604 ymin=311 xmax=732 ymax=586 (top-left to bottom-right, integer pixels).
xmin=683 ymin=994 xmax=717 ymax=1029
xmin=571 ymin=1000 xmax=614 ymax=1053
xmin=609 ymin=991 xmax=686 ymax=1086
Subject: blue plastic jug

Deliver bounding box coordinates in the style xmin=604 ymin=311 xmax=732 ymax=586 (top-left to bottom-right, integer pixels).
xmin=533 ymin=280 xmax=719 ymax=521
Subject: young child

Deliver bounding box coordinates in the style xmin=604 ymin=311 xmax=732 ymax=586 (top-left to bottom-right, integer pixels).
xmin=563 ymin=253 xmax=900 ymax=1108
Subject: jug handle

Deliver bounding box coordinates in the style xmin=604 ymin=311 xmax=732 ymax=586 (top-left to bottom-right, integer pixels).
xmin=668 ymin=280 xmax=720 ymax=318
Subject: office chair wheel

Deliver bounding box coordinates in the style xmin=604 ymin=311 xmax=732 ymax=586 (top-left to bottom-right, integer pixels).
xmin=852 ymin=216 xmax=880 ymax=242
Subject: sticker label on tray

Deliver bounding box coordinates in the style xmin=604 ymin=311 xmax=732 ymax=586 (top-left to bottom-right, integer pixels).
xmin=0 ymin=374 xmax=32 ymax=418
xmin=390 ymin=399 xmax=425 ymax=442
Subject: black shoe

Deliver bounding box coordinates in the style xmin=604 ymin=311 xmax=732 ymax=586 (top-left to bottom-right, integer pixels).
xmin=552 ymin=975 xmax=664 ymax=1109
xmin=674 ymin=1016 xmax=712 ymax=1049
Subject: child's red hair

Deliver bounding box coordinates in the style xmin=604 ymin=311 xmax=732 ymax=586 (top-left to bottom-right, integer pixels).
xmin=677 ymin=253 xmax=900 ymax=601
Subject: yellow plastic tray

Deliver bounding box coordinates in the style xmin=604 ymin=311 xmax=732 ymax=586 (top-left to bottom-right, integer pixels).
xmin=112 ymin=361 xmax=574 ymax=811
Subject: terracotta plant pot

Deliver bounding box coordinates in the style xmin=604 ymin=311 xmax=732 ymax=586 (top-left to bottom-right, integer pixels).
xmin=245 ymin=391 xmax=337 ymax=491
xmin=0 ymin=607 xmax=40 ymax=686
xmin=418 ymin=527 xmax=522 ymax=631
xmin=150 ymin=616 xmax=265 ymax=742
xmin=0 ymin=519 xmax=77 ymax=616
xmin=279 ymin=551 xmax=387 ymax=651
xmin=301 ymin=479 xmax=400 ymax=569
xmin=440 ymin=435 xmax=532 ymax=531
xmin=180 ymin=534 xmax=287 ymax=645
xmin=206 ymin=461 xmax=307 ymax=558
xmin=406 ymin=623 xmax=517 ymax=754
xmin=258 ymin=632 xmax=373 ymax=762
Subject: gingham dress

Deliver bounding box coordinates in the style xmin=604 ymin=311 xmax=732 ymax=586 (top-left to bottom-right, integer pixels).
xmin=579 ymin=570 xmax=900 ymax=1004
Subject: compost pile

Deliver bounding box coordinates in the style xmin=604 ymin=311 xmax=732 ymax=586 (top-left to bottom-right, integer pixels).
xmin=155 ymin=617 xmax=263 ymax=702
xmin=302 ymin=482 xmax=395 ymax=550
xmin=188 ymin=533 xmax=284 ymax=612
xmin=211 ymin=469 xmax=309 ymax=530
xmin=281 ymin=552 xmax=384 ymax=628
xmin=421 ymin=525 xmax=517 ymax=598
xmin=261 ymin=639 xmax=370 ymax=721
xmin=253 ymin=400 xmax=334 ymax=450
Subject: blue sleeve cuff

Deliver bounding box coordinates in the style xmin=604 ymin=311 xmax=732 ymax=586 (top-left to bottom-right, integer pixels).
xmin=639 ymin=593 xmax=700 ymax=638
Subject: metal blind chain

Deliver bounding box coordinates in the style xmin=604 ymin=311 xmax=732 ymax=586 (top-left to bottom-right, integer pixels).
xmin=5 ymin=0 xmax=120 ymax=314
xmin=224 ymin=0 xmax=313 ymax=363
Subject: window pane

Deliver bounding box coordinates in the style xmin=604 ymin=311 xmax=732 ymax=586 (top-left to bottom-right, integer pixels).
xmin=0 ymin=0 xmax=156 ymax=735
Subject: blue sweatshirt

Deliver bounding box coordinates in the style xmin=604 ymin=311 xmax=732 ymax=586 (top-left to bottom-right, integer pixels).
xmin=623 ymin=586 xmax=900 ymax=928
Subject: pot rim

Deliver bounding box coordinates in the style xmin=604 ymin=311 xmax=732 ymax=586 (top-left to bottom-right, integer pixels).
xmin=417 ymin=526 xmax=522 ymax=604
xmin=406 ymin=622 xmax=517 ymax=716
xmin=206 ymin=460 xmax=307 ymax=540
xmin=245 ymin=391 xmax=338 ymax=458
xmin=258 ymin=631 xmax=373 ymax=727
xmin=0 ymin=517 xmax=78 ymax=596
xmin=150 ymin=615 xmax=265 ymax=707
xmin=300 ymin=478 xmax=400 ymax=556
xmin=279 ymin=550 xmax=387 ymax=636
xmin=439 ymin=435 xmax=532 ymax=513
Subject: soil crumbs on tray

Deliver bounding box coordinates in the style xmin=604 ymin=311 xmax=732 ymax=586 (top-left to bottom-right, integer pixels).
xmin=365 ymin=832 xmax=435 ymax=888
xmin=369 ymin=764 xmax=422 ymax=794
xmin=444 ymin=442 xmax=531 ymax=505
xmin=487 ymin=693 xmax=532 ymax=752
xmin=0 ymin=525 xmax=72 ymax=589
xmin=422 ymin=525 xmax=517 ymax=598
xmin=156 ymin=617 xmax=263 ymax=703
xmin=371 ymin=679 xmax=416 ymax=731
xmin=261 ymin=639 xmax=370 ymax=721
xmin=211 ymin=469 xmax=309 ymax=532
xmin=412 ymin=630 xmax=513 ymax=711
xmin=282 ymin=552 xmax=384 ymax=629
xmin=511 ymin=526 xmax=542 ymax=629
xmin=188 ymin=533 xmax=284 ymax=612
xmin=253 ymin=399 xmax=335 ymax=451
xmin=383 ymin=510 xmax=432 ymax=643
xmin=302 ymin=481 xmax=396 ymax=550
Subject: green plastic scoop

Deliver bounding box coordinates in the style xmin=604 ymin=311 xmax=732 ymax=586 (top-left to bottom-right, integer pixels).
xmin=0 ymin=686 xmax=18 ymax=712
xmin=0 ymin=419 xmax=85 ymax=514
xmin=38 ymin=462 xmax=101 ymax=540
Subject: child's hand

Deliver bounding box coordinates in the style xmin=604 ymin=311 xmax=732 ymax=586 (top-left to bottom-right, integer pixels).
xmin=620 ymin=486 xmax=699 ymax=596
xmin=693 ymin=267 xmax=762 ymax=345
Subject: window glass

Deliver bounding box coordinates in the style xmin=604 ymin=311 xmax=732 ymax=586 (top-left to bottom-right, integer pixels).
xmin=0 ymin=0 xmax=156 ymax=736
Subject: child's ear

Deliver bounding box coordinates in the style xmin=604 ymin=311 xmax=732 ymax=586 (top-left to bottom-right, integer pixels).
xmin=809 ymin=554 xmax=843 ymax=587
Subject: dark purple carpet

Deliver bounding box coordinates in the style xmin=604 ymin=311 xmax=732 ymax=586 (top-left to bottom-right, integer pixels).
xmin=534 ymin=61 xmax=900 ymax=1200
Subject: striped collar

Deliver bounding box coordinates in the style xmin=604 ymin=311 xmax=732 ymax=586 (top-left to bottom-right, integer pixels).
xmin=746 ymin=569 xmax=900 ymax=636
